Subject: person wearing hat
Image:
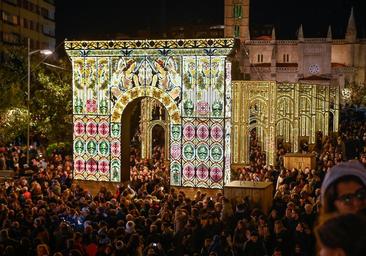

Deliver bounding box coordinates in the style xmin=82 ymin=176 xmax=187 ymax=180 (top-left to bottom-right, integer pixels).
xmin=320 ymin=160 xmax=366 ymax=222
xmin=125 ymin=220 xmax=136 ymax=234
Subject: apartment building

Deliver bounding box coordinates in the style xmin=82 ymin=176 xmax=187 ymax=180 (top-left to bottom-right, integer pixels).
xmin=0 ymin=0 xmax=55 ymax=50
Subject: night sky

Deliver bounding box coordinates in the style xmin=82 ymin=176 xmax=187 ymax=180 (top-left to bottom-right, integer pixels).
xmin=56 ymin=0 xmax=366 ymax=44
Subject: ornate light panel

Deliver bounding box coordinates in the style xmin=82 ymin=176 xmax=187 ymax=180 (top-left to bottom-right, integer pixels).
xmin=66 ymin=38 xmax=235 ymax=188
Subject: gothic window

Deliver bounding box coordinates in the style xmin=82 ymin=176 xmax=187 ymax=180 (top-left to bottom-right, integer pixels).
xmin=234 ymin=25 xmax=240 ymax=38
xmin=233 ymin=5 xmax=242 ymax=19
xmin=283 ymin=54 xmax=290 ymax=63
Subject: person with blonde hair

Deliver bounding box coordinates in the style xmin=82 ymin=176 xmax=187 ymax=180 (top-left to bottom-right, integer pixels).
xmin=36 ymin=243 xmax=50 ymax=256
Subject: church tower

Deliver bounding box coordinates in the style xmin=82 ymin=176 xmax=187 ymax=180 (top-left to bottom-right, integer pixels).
xmin=224 ymin=0 xmax=250 ymax=42
xmin=345 ymin=7 xmax=357 ymax=42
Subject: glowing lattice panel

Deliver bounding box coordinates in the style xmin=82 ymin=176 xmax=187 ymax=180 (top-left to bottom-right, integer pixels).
xmin=67 ymin=38 xmax=234 ymax=187
xmin=73 ymin=116 xmax=111 ymax=181
xmin=181 ymin=56 xmax=228 ymax=188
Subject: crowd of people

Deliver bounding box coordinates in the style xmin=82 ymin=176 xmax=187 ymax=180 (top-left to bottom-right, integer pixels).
xmin=0 ymin=107 xmax=365 ymax=256
xmin=129 ymin=145 xmax=169 ymax=186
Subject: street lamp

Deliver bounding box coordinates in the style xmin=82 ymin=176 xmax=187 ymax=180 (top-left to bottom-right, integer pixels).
xmin=27 ymin=38 xmax=52 ymax=164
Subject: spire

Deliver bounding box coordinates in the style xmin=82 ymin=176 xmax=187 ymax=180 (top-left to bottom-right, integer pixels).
xmin=348 ymin=7 xmax=356 ymax=29
xmin=298 ymin=24 xmax=304 ymax=41
xmin=271 ymin=26 xmax=276 ymax=41
xmin=346 ymin=7 xmax=357 ymax=42
xmin=327 ymin=25 xmax=332 ymax=41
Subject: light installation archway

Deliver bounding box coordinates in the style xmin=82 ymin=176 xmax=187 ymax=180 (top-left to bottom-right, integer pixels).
xmin=231 ymin=81 xmax=339 ymax=168
xmin=66 ymin=39 xmax=234 ymax=189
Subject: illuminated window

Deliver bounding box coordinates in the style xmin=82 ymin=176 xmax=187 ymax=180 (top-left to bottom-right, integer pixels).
xmin=233 ymin=5 xmax=242 ymax=19
xmin=234 ymin=25 xmax=240 ymax=38
xmin=2 ymin=11 xmax=19 ymax=25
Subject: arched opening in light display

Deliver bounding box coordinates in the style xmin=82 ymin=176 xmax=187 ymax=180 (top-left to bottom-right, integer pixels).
xmin=119 ymin=96 xmax=171 ymax=182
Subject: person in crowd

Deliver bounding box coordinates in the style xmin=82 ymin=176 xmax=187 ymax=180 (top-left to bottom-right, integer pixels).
xmin=320 ymin=160 xmax=366 ymax=222
xmin=315 ymin=213 xmax=366 ymax=256
xmin=242 ymin=229 xmax=268 ymax=256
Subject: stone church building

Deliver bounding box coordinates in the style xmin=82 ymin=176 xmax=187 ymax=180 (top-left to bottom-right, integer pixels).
xmin=224 ymin=0 xmax=366 ymax=92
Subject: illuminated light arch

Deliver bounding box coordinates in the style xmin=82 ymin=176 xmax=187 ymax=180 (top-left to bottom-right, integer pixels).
xmin=299 ymin=96 xmax=312 ymax=108
xmin=276 ymin=118 xmax=294 ymax=149
xmin=276 ymin=117 xmax=294 ymax=125
xmin=277 ymin=95 xmax=294 ymax=101
xmin=249 ymin=97 xmax=268 ymax=106
xmin=111 ymin=86 xmax=181 ymax=124
xmin=66 ymin=38 xmax=235 ymax=188
xmin=277 ymin=95 xmax=294 ymax=108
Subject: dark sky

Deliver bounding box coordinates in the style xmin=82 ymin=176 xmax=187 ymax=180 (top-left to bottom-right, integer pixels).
xmin=56 ymin=0 xmax=366 ymax=44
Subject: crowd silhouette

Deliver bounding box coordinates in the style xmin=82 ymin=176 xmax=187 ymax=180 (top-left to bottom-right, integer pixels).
xmin=0 ymin=106 xmax=365 ymax=256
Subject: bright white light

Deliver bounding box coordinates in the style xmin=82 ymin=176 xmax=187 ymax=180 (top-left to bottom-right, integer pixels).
xmin=40 ymin=49 xmax=53 ymax=55
xmin=341 ymin=88 xmax=351 ymax=100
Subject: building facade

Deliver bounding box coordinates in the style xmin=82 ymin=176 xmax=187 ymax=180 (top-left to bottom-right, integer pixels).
xmin=0 ymin=0 xmax=55 ymax=50
xmin=224 ymin=0 xmax=366 ymax=92
xmin=224 ymin=0 xmax=358 ymax=166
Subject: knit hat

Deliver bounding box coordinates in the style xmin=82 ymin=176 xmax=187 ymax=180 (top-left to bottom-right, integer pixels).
xmin=320 ymin=161 xmax=366 ymax=204
xmin=125 ymin=220 xmax=135 ymax=234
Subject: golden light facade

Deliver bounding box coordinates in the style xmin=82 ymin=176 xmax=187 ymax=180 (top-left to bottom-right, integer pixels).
xmin=231 ymin=81 xmax=339 ymax=167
